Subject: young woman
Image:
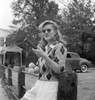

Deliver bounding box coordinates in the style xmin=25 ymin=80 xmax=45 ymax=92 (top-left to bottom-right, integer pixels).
xmin=20 ymin=20 xmax=67 ymax=100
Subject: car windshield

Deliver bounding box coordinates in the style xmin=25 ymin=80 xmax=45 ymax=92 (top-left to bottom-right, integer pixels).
xmin=67 ymin=52 xmax=80 ymax=58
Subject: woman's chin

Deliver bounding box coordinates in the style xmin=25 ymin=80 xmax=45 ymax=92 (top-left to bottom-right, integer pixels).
xmin=45 ymin=38 xmax=52 ymax=41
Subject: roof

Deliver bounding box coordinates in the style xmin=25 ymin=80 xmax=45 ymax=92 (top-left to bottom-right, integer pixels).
xmin=0 ymin=47 xmax=4 ymax=54
xmin=0 ymin=28 xmax=13 ymax=37
xmin=1 ymin=45 xmax=23 ymax=54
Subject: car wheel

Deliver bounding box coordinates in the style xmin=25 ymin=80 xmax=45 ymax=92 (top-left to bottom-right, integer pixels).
xmin=80 ymin=64 xmax=88 ymax=73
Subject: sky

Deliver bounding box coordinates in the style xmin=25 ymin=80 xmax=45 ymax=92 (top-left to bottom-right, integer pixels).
xmin=0 ymin=0 xmax=14 ymax=29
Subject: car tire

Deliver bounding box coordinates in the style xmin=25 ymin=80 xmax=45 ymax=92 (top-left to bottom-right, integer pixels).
xmin=80 ymin=64 xmax=88 ymax=73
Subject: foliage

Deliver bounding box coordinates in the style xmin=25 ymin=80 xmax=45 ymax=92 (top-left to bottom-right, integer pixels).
xmin=61 ymin=0 xmax=95 ymax=63
xmin=11 ymin=0 xmax=59 ymax=26
xmin=7 ymin=0 xmax=95 ymax=65
xmin=7 ymin=0 xmax=60 ymax=65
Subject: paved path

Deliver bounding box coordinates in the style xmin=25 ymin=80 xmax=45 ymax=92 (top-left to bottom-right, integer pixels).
xmin=0 ymin=79 xmax=9 ymax=100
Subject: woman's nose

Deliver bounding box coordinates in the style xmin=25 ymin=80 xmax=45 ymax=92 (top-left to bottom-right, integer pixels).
xmin=45 ymin=30 xmax=48 ymax=34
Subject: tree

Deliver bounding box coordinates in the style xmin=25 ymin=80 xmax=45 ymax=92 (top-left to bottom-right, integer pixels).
xmin=60 ymin=0 xmax=95 ymax=62
xmin=11 ymin=0 xmax=59 ymax=27
xmin=10 ymin=0 xmax=60 ymax=45
xmin=7 ymin=0 xmax=60 ymax=64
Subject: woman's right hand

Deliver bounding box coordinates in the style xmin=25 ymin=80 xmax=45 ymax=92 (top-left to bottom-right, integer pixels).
xmin=32 ymin=46 xmax=46 ymax=58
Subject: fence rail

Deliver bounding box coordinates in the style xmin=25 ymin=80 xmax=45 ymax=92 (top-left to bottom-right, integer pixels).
xmin=0 ymin=64 xmax=38 ymax=100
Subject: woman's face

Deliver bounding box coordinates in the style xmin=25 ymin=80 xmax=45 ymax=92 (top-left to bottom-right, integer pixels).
xmin=42 ymin=24 xmax=56 ymax=42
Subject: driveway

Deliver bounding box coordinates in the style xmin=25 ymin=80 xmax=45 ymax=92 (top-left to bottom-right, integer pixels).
xmin=77 ymin=68 xmax=95 ymax=100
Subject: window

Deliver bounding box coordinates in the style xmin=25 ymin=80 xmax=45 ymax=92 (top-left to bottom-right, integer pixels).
xmin=0 ymin=37 xmax=4 ymax=46
xmin=67 ymin=53 xmax=72 ymax=58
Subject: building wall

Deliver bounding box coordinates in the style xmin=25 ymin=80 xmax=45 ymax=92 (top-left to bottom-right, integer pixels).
xmin=0 ymin=28 xmax=12 ymax=64
xmin=0 ymin=56 xmax=2 ymax=64
xmin=0 ymin=28 xmax=12 ymax=48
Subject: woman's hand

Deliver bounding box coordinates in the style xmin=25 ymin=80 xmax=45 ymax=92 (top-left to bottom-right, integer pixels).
xmin=32 ymin=46 xmax=46 ymax=58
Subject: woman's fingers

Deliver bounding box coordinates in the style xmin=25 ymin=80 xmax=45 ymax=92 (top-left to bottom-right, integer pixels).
xmin=32 ymin=48 xmax=37 ymax=54
xmin=32 ymin=46 xmax=45 ymax=58
xmin=32 ymin=48 xmax=40 ymax=57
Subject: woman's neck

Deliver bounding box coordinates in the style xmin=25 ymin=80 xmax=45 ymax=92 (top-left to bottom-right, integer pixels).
xmin=47 ymin=40 xmax=58 ymax=46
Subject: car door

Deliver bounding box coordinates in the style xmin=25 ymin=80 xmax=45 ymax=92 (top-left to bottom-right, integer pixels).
xmin=66 ymin=53 xmax=80 ymax=70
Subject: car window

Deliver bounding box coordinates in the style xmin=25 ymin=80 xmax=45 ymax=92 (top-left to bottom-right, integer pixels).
xmin=67 ymin=52 xmax=80 ymax=58
xmin=71 ymin=53 xmax=80 ymax=58
xmin=67 ymin=53 xmax=72 ymax=58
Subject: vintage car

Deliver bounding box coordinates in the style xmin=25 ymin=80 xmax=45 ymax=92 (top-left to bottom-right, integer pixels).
xmin=66 ymin=52 xmax=93 ymax=72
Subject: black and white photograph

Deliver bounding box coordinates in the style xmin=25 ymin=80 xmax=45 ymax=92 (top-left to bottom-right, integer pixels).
xmin=0 ymin=0 xmax=95 ymax=100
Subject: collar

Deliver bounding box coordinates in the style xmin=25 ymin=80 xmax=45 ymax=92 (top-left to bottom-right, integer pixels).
xmin=47 ymin=41 xmax=58 ymax=48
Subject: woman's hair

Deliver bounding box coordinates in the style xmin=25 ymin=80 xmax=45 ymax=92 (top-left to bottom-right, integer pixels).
xmin=38 ymin=20 xmax=67 ymax=50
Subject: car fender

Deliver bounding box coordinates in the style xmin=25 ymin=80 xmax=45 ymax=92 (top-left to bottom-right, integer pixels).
xmin=79 ymin=60 xmax=89 ymax=67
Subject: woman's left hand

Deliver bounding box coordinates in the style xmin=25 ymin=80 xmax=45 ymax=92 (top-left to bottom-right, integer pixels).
xmin=32 ymin=46 xmax=46 ymax=58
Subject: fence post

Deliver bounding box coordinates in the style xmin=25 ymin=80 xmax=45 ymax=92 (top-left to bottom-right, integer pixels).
xmin=1 ymin=65 xmax=6 ymax=84
xmin=0 ymin=64 xmax=2 ymax=78
xmin=18 ymin=66 xmax=26 ymax=99
xmin=7 ymin=64 xmax=12 ymax=86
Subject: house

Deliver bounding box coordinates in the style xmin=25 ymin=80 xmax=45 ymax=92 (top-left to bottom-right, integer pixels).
xmin=1 ymin=45 xmax=23 ymax=67
xmin=0 ymin=28 xmax=23 ymax=67
xmin=0 ymin=28 xmax=12 ymax=64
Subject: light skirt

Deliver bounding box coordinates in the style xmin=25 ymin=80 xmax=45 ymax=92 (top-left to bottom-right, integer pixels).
xmin=23 ymin=80 xmax=58 ymax=100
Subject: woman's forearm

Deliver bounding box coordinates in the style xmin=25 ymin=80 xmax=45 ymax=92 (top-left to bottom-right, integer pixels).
xmin=43 ymin=54 xmax=61 ymax=73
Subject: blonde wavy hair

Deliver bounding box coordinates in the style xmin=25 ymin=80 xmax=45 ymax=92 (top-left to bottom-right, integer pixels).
xmin=38 ymin=20 xmax=67 ymax=50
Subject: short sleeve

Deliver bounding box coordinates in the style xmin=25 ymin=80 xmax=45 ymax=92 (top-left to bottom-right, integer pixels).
xmin=49 ymin=43 xmax=67 ymax=72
